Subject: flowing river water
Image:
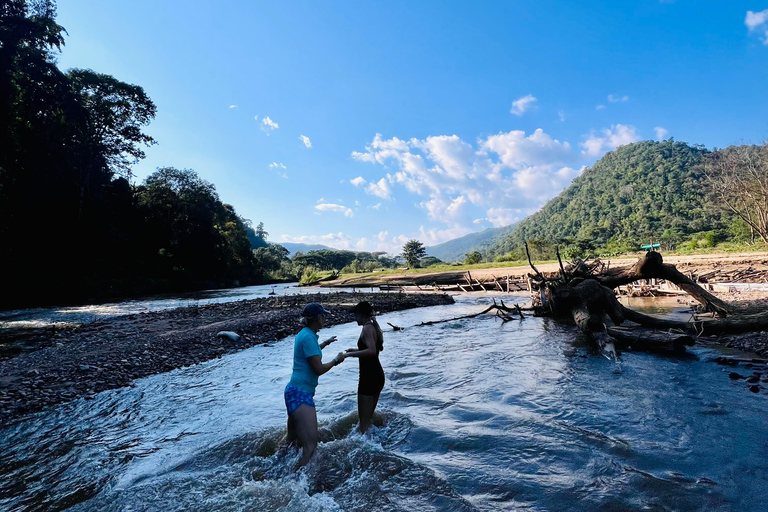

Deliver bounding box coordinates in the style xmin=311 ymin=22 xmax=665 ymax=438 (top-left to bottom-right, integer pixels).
xmin=2 ymin=292 xmax=768 ymax=511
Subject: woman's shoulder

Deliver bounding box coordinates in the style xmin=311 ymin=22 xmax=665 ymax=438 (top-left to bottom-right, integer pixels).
xmin=297 ymin=327 xmax=318 ymax=340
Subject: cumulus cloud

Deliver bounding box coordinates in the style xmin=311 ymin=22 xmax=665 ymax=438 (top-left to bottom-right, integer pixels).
xmin=581 ymin=124 xmax=640 ymax=156
xmin=262 ymin=116 xmax=279 ymax=130
xmin=365 ymin=177 xmax=393 ymax=199
xmin=350 ymin=176 xmax=366 ymax=187
xmin=746 ymin=9 xmax=768 ymax=44
xmin=299 ymin=135 xmax=312 ymax=148
xmin=607 ymin=94 xmax=630 ymax=103
xmin=371 ymin=203 xmax=382 ymax=210
xmin=280 ymin=232 xmax=352 ymax=250
xmin=510 ymin=94 xmax=537 ymax=116
xmin=229 ymin=105 xmax=238 ymax=109
xmin=595 ymin=104 xmax=606 ymax=110
xmin=350 ymin=129 xmax=583 ymax=231
xmin=654 ymin=126 xmax=669 ymax=140
xmin=314 ymin=203 xmax=354 ymax=217
xmin=486 ymin=208 xmax=520 ymax=228
xmin=269 ymin=162 xmax=286 ymax=169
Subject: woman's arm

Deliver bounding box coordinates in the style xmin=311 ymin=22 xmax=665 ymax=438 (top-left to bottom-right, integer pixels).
xmin=344 ymin=325 xmax=378 ymax=358
xmin=307 ymin=351 xmax=346 ymax=376
xmin=319 ymin=336 xmax=337 ymax=350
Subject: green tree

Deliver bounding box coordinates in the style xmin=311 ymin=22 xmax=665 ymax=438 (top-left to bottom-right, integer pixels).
xmin=464 ymin=251 xmax=482 ymax=265
xmin=402 ymin=239 xmax=427 ymax=268
xmin=67 ymin=68 xmax=156 ymax=179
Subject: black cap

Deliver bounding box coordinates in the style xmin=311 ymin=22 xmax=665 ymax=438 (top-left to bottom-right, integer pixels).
xmin=350 ymin=301 xmax=373 ymax=316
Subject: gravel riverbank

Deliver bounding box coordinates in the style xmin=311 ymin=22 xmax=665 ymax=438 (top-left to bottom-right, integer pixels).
xmin=0 ymin=292 xmax=454 ymax=426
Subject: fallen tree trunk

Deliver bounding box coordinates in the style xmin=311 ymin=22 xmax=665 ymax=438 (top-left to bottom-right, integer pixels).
xmin=587 ymin=251 xmax=729 ymax=317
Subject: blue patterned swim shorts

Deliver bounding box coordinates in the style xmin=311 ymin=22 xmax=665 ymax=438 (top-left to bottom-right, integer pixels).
xmin=284 ymin=383 xmax=315 ymax=415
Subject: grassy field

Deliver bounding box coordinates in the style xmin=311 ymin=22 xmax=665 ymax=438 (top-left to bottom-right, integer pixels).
xmin=320 ymin=242 xmax=768 ymax=283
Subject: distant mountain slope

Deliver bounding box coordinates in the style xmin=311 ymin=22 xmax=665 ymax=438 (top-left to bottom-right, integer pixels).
xmin=426 ymin=225 xmax=516 ymax=262
xmin=486 ymin=140 xmax=722 ymax=258
xmin=276 ymin=243 xmax=332 ymax=257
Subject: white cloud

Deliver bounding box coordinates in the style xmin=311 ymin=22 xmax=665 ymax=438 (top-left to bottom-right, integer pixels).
xmin=581 ymin=124 xmax=640 ymax=156
xmin=315 ymin=203 xmax=354 ymax=217
xmin=350 ymin=176 xmax=366 ymax=187
xmin=486 ymin=208 xmax=520 ymax=228
xmin=371 ymin=202 xmax=382 ymax=210
xmin=229 ymin=105 xmax=238 ymax=109
xmin=746 ymin=9 xmax=768 ymax=30
xmin=299 ymin=135 xmax=312 ymax=148
xmin=654 ymin=126 xmax=669 ymax=140
xmin=269 ymin=162 xmax=286 ymax=169
xmin=365 ymin=177 xmax=393 ymax=199
xmin=510 ymin=94 xmax=537 ymax=116
xmin=596 ymin=104 xmax=606 ymax=110
xmin=351 ymin=128 xmax=584 ymax=229
xmin=558 ymin=110 xmax=566 ymax=122
xmin=746 ymin=10 xmax=768 ymax=44
xmin=607 ymin=94 xmax=629 ymax=103
xmin=253 ymin=115 xmax=258 ymax=121
xmin=280 ymin=232 xmax=353 ymax=250
xmin=482 ymin=129 xmax=572 ymax=168
xmin=262 ymin=116 xmax=279 ymax=130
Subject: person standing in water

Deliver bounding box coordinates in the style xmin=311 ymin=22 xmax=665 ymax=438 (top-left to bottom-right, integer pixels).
xmin=344 ymin=301 xmax=385 ymax=434
xmin=285 ymin=302 xmax=346 ymax=467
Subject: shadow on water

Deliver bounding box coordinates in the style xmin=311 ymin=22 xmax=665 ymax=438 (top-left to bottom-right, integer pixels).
xmin=1 ymin=294 xmax=768 ymax=511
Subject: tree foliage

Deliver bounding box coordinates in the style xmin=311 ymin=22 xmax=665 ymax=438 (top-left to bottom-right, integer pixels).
xmin=402 ymin=239 xmax=427 ymax=268
xmin=464 ymin=251 xmax=482 ymax=265
xmin=0 ymin=2 xmax=273 ymax=307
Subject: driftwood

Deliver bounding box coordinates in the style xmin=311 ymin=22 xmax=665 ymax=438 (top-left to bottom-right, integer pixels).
xmin=525 ymin=246 xmax=768 ymax=357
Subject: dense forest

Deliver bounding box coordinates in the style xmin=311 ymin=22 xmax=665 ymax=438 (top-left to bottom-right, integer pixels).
xmin=483 ymin=140 xmax=748 ymax=261
xmin=0 ymin=1 xmax=270 ymax=308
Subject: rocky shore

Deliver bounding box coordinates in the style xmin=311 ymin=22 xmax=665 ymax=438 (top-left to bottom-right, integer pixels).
xmin=0 ymin=292 xmax=454 ymax=427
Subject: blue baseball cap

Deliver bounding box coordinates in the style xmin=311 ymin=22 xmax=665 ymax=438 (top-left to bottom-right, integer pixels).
xmin=301 ymin=302 xmax=331 ymax=317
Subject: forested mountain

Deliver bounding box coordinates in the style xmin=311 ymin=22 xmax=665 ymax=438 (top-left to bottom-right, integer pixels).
xmin=484 ymin=140 xmax=731 ymax=260
xmin=426 ymin=225 xmax=516 ymax=262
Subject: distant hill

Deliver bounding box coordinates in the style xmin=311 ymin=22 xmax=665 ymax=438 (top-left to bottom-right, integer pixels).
xmin=485 ymin=139 xmax=725 ymax=259
xmin=426 ymin=225 xmax=516 ymax=262
xmin=275 ymin=243 xmax=332 ymax=257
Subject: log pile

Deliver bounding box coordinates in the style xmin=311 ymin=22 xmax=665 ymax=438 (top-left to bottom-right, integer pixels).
xmin=378 ymin=271 xmax=530 ymax=293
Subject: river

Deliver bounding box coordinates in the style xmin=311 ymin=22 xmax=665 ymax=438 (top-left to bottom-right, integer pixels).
xmin=1 ymin=293 xmax=767 ymax=511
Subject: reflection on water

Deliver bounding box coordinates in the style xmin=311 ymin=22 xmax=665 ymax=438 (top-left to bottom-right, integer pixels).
xmin=1 ymin=295 xmax=767 ymax=511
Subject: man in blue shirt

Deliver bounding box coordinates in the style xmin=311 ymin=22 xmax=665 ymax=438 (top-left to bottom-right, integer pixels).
xmin=284 ymin=302 xmax=347 ymax=467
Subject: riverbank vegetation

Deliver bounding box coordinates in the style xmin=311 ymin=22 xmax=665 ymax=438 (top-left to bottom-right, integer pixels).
xmin=0 ymin=2 xmax=283 ymax=308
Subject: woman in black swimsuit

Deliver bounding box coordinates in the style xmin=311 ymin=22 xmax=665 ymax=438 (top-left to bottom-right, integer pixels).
xmin=344 ymin=301 xmax=385 ymax=434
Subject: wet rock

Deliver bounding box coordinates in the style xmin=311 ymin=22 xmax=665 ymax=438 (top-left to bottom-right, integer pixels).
xmin=747 ymin=376 xmax=760 ymax=384
xmin=749 ymin=385 xmax=761 ymax=393
xmin=729 ymin=372 xmax=745 ymax=380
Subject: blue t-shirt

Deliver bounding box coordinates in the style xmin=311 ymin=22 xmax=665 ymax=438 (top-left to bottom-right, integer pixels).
xmin=289 ymin=327 xmax=323 ymax=393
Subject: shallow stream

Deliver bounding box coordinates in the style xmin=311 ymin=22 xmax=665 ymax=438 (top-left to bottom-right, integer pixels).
xmin=2 ymin=294 xmax=767 ymax=511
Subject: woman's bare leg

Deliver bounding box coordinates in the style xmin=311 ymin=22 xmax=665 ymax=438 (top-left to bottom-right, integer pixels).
xmin=286 ymin=414 xmax=298 ymax=445
xmin=289 ymin=404 xmax=319 ymax=467
xmin=358 ymin=392 xmax=381 ymax=434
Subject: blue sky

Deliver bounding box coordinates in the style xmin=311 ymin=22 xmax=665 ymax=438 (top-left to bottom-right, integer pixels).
xmin=55 ymin=1 xmax=768 ymax=254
